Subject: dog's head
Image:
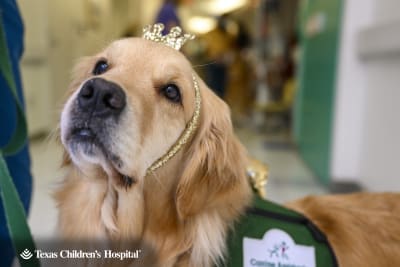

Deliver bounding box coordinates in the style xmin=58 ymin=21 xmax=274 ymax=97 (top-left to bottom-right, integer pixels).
xmin=60 ymin=37 xmax=250 ymax=219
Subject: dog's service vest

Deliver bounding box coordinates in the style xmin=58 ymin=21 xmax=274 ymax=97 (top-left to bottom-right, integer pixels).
xmin=222 ymin=195 xmax=338 ymax=267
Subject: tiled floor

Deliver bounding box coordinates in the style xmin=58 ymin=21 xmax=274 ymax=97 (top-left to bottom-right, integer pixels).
xmin=235 ymin=127 xmax=327 ymax=203
xmin=27 ymin=127 xmax=327 ymax=240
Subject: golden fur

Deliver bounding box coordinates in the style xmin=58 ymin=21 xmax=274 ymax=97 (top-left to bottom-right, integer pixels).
xmin=286 ymin=192 xmax=400 ymax=266
xmin=56 ymin=37 xmax=400 ymax=267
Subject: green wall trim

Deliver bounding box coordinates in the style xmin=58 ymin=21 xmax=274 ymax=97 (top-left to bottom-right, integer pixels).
xmin=294 ymin=0 xmax=343 ymax=185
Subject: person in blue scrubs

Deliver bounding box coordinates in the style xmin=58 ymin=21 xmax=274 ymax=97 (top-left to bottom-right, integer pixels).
xmin=155 ymin=0 xmax=181 ymax=34
xmin=0 ymin=1 xmax=33 ymax=266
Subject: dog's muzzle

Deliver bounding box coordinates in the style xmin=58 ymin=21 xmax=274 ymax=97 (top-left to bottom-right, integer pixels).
xmin=64 ymin=77 xmax=126 ymax=162
xmin=78 ymin=78 xmax=126 ymax=118
xmin=63 ymin=77 xmax=137 ymax=188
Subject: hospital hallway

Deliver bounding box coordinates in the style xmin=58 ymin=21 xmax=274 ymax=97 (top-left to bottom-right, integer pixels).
xmin=12 ymin=0 xmax=400 ymax=255
xmin=27 ymin=126 xmax=327 ymax=240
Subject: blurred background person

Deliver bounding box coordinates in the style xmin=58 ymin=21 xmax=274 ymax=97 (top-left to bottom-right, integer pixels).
xmin=202 ymin=15 xmax=233 ymax=98
xmin=264 ymin=34 xmax=298 ymax=131
xmin=224 ymin=20 xmax=256 ymax=125
xmin=0 ymin=0 xmax=32 ymax=266
xmin=155 ymin=0 xmax=182 ymax=33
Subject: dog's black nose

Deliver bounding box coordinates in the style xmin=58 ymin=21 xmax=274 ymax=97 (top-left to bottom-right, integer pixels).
xmin=78 ymin=78 xmax=126 ymax=118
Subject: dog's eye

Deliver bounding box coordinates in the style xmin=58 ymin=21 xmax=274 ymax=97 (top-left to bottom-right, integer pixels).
xmin=162 ymin=84 xmax=181 ymax=103
xmin=92 ymin=60 xmax=109 ymax=75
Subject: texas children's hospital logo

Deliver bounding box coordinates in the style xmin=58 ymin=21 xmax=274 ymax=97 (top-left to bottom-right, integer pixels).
xmin=243 ymin=229 xmax=316 ymax=267
xmin=20 ymin=249 xmax=33 ymax=260
xmin=19 ymin=248 xmax=141 ymax=261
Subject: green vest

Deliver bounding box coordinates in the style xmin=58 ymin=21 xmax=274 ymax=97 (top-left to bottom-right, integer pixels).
xmin=222 ymin=195 xmax=338 ymax=267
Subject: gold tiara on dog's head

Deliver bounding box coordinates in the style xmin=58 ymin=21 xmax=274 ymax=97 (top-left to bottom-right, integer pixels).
xmin=142 ymin=23 xmax=195 ymax=51
xmin=143 ymin=24 xmax=200 ymax=174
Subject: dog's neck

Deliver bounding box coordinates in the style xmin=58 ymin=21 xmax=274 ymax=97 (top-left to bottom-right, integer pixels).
xmin=110 ymin=152 xmax=224 ymax=267
xmin=57 ymin=151 xmax=221 ymax=267
xmin=57 ymin=130 xmax=252 ymax=267
xmin=142 ymin=152 xmax=199 ymax=265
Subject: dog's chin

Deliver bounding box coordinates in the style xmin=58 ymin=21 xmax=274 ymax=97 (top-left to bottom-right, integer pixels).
xmin=65 ymin=128 xmax=137 ymax=188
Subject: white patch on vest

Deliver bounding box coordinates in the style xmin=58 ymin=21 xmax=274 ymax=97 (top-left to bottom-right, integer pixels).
xmin=243 ymin=228 xmax=316 ymax=267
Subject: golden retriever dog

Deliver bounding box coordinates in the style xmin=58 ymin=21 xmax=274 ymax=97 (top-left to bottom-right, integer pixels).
xmin=56 ymin=33 xmax=400 ymax=266
xmin=57 ymin=35 xmax=252 ymax=267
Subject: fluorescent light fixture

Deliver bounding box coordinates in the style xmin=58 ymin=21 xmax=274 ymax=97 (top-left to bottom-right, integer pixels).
xmin=200 ymin=0 xmax=248 ymax=15
xmin=187 ymin=16 xmax=217 ymax=34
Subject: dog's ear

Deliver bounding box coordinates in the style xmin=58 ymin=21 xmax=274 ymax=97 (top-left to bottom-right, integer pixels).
xmin=176 ymin=79 xmax=251 ymax=219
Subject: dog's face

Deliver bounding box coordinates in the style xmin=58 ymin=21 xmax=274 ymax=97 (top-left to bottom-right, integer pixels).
xmin=61 ymin=38 xmax=198 ymax=183
xmin=60 ymin=37 xmax=250 ymax=225
xmin=58 ymin=37 xmax=251 ymax=266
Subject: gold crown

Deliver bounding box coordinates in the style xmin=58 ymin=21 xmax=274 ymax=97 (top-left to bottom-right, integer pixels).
xmin=142 ymin=23 xmax=195 ymax=50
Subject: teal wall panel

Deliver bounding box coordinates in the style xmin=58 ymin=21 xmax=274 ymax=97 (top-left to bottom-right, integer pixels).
xmin=294 ymin=0 xmax=343 ymax=184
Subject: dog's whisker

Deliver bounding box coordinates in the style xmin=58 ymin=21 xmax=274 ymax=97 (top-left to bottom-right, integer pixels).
xmin=152 ymin=172 xmax=165 ymax=190
xmin=192 ymin=61 xmax=218 ymax=69
xmin=46 ymin=126 xmax=59 ymax=143
xmin=144 ymin=158 xmax=167 ymax=192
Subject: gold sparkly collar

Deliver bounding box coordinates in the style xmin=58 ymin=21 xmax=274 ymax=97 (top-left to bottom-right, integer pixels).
xmin=147 ymin=74 xmax=201 ymax=174
xmin=144 ymin=24 xmax=201 ymax=174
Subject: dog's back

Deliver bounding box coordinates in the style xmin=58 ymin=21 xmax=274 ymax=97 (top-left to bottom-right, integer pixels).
xmin=286 ymin=192 xmax=400 ymax=266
